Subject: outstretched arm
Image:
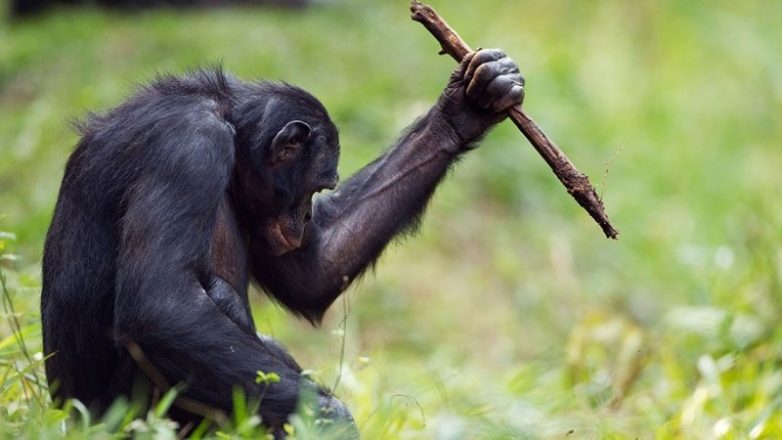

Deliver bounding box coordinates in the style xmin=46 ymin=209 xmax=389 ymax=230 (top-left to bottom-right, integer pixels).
xmin=252 ymin=49 xmax=524 ymax=322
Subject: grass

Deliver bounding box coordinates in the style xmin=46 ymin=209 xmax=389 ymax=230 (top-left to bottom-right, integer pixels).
xmin=1 ymin=0 xmax=781 ymax=438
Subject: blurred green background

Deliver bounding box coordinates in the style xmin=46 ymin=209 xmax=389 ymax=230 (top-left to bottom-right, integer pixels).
xmin=1 ymin=0 xmax=781 ymax=438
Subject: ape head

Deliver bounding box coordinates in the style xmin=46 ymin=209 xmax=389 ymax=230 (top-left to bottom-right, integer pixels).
xmin=229 ymin=84 xmax=340 ymax=256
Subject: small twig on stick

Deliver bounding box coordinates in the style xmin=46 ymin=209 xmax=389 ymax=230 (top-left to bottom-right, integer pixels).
xmin=410 ymin=1 xmax=619 ymax=239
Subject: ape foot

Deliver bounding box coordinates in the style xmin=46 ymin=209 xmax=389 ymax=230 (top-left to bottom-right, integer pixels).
xmin=316 ymin=394 xmax=358 ymax=438
xmin=277 ymin=386 xmax=359 ymax=439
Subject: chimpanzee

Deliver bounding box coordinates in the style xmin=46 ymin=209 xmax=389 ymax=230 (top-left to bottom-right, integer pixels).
xmin=41 ymin=49 xmax=524 ymax=436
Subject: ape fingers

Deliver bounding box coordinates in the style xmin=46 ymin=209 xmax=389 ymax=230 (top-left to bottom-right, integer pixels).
xmin=488 ymin=79 xmax=525 ymax=113
xmin=463 ymin=48 xmax=507 ymax=82
xmin=464 ymin=49 xmax=525 ymax=113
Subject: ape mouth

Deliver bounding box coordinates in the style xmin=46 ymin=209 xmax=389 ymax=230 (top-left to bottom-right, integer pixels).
xmin=267 ymin=223 xmax=303 ymax=256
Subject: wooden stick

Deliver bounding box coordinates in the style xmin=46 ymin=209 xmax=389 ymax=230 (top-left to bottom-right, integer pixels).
xmin=411 ymin=1 xmax=619 ymax=239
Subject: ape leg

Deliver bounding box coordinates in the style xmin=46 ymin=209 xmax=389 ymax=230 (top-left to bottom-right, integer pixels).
xmin=177 ymin=277 xmax=357 ymax=435
xmin=253 ymin=336 xmax=358 ymax=439
xmin=125 ymin=331 xmax=356 ymax=436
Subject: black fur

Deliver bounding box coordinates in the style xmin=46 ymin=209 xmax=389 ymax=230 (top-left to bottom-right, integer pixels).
xmin=42 ymin=68 xmax=346 ymax=432
xmin=42 ymin=50 xmax=523 ymax=436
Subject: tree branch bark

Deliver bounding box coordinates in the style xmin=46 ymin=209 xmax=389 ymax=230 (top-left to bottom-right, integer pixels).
xmin=411 ymin=1 xmax=619 ymax=239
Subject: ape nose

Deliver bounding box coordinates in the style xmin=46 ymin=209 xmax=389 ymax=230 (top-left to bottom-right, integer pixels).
xmin=304 ymin=210 xmax=312 ymax=223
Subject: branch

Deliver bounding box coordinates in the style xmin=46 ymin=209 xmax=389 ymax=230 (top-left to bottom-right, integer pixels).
xmin=410 ymin=1 xmax=619 ymax=239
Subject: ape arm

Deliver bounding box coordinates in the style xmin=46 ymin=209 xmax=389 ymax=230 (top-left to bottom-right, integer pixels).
xmin=251 ymin=110 xmax=460 ymax=321
xmin=208 ymin=194 xmax=255 ymax=334
xmin=251 ymin=50 xmax=524 ymax=322
xmin=206 ymin=275 xmax=255 ymax=336
xmin=112 ymin=105 xmax=305 ymax=427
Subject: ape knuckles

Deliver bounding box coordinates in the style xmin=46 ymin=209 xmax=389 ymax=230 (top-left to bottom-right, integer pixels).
xmin=437 ymin=48 xmax=525 ymax=144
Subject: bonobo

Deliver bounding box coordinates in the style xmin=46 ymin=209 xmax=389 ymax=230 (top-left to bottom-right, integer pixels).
xmin=41 ymin=49 xmax=524 ymax=435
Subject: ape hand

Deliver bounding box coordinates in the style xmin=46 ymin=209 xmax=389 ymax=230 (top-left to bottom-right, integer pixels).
xmin=436 ymin=48 xmax=525 ymax=146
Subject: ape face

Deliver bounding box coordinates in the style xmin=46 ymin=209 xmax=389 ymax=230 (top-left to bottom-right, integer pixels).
xmin=230 ymin=94 xmax=340 ymax=256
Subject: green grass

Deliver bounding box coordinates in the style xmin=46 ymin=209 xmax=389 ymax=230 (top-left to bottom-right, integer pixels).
xmin=1 ymin=0 xmax=782 ymax=438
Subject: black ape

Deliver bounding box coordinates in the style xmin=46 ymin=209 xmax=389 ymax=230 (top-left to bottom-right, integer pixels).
xmin=41 ymin=49 xmax=524 ymax=434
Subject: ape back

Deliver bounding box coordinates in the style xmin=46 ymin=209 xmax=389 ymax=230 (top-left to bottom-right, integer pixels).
xmin=42 ymin=70 xmax=231 ymax=409
xmin=41 ymin=68 xmax=319 ymax=411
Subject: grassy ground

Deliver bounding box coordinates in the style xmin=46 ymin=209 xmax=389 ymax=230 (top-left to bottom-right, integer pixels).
xmin=1 ymin=0 xmax=781 ymax=438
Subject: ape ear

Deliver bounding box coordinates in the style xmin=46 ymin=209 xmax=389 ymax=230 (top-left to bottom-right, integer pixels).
xmin=270 ymin=120 xmax=311 ymax=165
